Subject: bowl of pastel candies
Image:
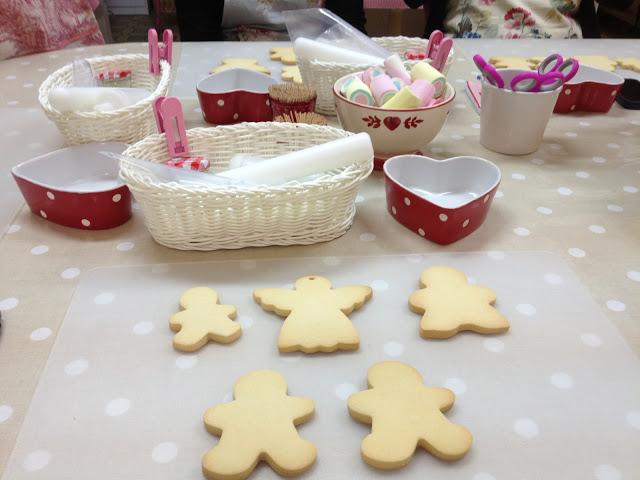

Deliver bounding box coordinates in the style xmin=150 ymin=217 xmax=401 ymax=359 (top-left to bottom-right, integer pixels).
xmin=334 ymin=55 xmax=455 ymax=170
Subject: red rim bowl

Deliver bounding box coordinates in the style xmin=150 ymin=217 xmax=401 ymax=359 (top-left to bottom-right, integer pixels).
xmin=334 ymin=72 xmax=455 ymax=170
xmin=554 ymin=65 xmax=624 ymax=114
xmin=12 ymin=143 xmax=132 ymax=230
xmin=197 ymin=68 xmax=277 ymax=124
xmin=384 ymin=154 xmax=501 ymax=244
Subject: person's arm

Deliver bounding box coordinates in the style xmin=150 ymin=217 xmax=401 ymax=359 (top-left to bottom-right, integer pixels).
xmin=596 ymin=0 xmax=635 ymax=8
xmin=324 ymin=0 xmax=367 ymax=33
xmin=576 ymin=0 xmax=601 ymax=38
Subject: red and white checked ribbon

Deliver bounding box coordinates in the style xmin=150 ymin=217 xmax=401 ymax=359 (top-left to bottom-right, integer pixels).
xmin=166 ymin=156 xmax=210 ymax=172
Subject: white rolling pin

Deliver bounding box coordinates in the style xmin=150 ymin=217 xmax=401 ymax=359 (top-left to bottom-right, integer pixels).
xmin=219 ymin=133 xmax=373 ymax=185
xmin=49 ymin=87 xmax=150 ymax=113
xmin=293 ymin=37 xmax=383 ymax=65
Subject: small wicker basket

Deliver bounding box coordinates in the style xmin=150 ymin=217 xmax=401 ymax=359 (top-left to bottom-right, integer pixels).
xmin=120 ymin=122 xmax=373 ymax=251
xmin=39 ymin=54 xmax=171 ymax=145
xmin=298 ymin=36 xmax=453 ymax=115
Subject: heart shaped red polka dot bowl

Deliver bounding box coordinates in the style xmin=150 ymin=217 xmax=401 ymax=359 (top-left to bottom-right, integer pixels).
xmin=384 ymin=155 xmax=501 ymax=245
xmin=334 ymin=72 xmax=455 ymax=170
xmin=11 ymin=143 xmax=132 ymax=230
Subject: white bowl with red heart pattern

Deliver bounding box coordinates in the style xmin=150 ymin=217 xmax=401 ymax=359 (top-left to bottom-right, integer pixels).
xmin=334 ymin=72 xmax=455 ymax=170
xmin=384 ymin=154 xmax=501 ymax=244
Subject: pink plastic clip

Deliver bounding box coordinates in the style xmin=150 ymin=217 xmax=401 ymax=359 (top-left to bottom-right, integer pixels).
xmin=148 ymin=28 xmax=173 ymax=75
xmin=426 ymin=30 xmax=452 ymax=72
xmin=153 ymin=96 xmax=190 ymax=159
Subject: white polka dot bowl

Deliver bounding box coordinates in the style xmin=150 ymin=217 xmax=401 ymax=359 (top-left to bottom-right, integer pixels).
xmin=554 ymin=65 xmax=624 ymax=114
xmin=11 ymin=143 xmax=132 ymax=230
xmin=384 ymin=154 xmax=500 ymax=244
xmin=197 ymin=68 xmax=277 ymax=124
xmin=334 ymin=72 xmax=455 ymax=170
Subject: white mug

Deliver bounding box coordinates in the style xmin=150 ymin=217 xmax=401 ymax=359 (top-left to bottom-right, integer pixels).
xmin=480 ymin=69 xmax=561 ymax=155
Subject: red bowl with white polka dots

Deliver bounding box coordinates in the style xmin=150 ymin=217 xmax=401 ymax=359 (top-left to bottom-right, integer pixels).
xmin=384 ymin=154 xmax=501 ymax=245
xmin=554 ymin=65 xmax=624 ymax=114
xmin=197 ymin=68 xmax=277 ymax=124
xmin=11 ymin=143 xmax=132 ymax=230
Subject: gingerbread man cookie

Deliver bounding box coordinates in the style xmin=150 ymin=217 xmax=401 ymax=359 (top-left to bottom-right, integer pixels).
xmin=203 ymin=370 xmax=316 ymax=480
xmin=489 ymin=56 xmax=535 ymax=70
xmin=409 ymin=266 xmax=509 ymax=339
xmin=169 ymin=287 xmax=241 ymax=352
xmin=210 ymin=58 xmax=271 ymax=75
xmin=270 ymin=47 xmax=297 ymax=65
xmin=254 ymin=275 xmax=372 ymax=353
xmin=281 ymin=65 xmax=303 ymax=84
xmin=616 ymin=58 xmax=640 ymax=73
xmin=348 ymin=361 xmax=472 ymax=469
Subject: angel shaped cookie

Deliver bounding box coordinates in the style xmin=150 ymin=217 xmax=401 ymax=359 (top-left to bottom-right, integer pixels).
xmin=409 ymin=266 xmax=509 ymax=339
xmin=270 ymin=47 xmax=297 ymax=65
xmin=170 ymin=287 xmax=241 ymax=352
xmin=348 ymin=361 xmax=472 ymax=469
xmin=254 ymin=275 xmax=372 ymax=353
xmin=281 ymin=65 xmax=303 ymax=84
xmin=203 ymin=370 xmax=316 ymax=480
xmin=210 ymin=58 xmax=271 ymax=75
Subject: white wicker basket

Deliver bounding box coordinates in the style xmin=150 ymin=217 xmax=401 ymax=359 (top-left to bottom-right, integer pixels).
xmin=39 ymin=54 xmax=171 ymax=145
xmin=298 ymin=36 xmax=454 ymax=115
xmin=120 ymin=122 xmax=373 ymax=251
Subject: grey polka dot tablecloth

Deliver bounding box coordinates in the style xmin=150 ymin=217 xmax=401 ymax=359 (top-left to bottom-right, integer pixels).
xmin=0 ymin=39 xmax=639 ymax=479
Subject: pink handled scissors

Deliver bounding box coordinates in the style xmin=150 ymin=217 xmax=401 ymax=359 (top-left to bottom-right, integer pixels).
xmin=510 ymin=54 xmax=580 ymax=92
xmin=473 ymin=54 xmax=504 ymax=89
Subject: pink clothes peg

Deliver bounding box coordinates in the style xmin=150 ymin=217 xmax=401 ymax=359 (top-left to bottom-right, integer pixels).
xmin=426 ymin=30 xmax=452 ymax=72
xmin=148 ymin=28 xmax=173 ymax=75
xmin=426 ymin=30 xmax=444 ymax=59
xmin=153 ymin=96 xmax=190 ymax=158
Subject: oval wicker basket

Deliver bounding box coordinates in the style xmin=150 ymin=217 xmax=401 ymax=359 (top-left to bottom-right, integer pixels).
xmin=39 ymin=54 xmax=171 ymax=145
xmin=121 ymin=122 xmax=373 ymax=251
xmin=298 ymin=36 xmax=454 ymax=115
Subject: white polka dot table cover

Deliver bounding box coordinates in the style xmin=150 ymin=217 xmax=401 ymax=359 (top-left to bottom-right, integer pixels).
xmin=3 ymin=253 xmax=639 ymax=479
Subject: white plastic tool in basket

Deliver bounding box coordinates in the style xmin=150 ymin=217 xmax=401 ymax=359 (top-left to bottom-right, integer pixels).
xmin=38 ymin=29 xmax=172 ymax=145
xmin=120 ymin=117 xmax=373 ymax=251
xmin=298 ymin=36 xmax=455 ymax=115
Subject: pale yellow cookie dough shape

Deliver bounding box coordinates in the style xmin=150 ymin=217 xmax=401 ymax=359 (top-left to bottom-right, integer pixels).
xmin=489 ymin=56 xmax=535 ymax=70
xmin=281 ymin=65 xmax=303 ymax=84
xmin=210 ymin=58 xmax=271 ymax=75
xmin=573 ymin=55 xmax=616 ymax=72
xmin=202 ymin=369 xmax=316 ymax=480
xmin=616 ymin=57 xmax=640 ymax=73
xmin=270 ymin=46 xmax=297 ymax=65
xmin=169 ymin=287 xmax=241 ymax=352
xmin=348 ymin=361 xmax=472 ymax=469
xmin=253 ymin=275 xmax=372 ymax=353
xmin=409 ymin=266 xmax=509 ymax=339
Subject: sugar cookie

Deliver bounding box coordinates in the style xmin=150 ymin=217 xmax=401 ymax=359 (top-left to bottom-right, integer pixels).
xmin=348 ymin=361 xmax=472 ymax=469
xmin=254 ymin=275 xmax=372 ymax=353
xmin=281 ymin=65 xmax=303 ymax=84
xmin=210 ymin=58 xmax=271 ymax=75
xmin=489 ymin=56 xmax=535 ymax=70
xmin=203 ymin=370 xmax=316 ymax=480
xmin=616 ymin=57 xmax=640 ymax=73
xmin=573 ymin=55 xmax=616 ymax=72
xmin=170 ymin=287 xmax=241 ymax=352
xmin=270 ymin=47 xmax=297 ymax=65
xmin=409 ymin=266 xmax=509 ymax=339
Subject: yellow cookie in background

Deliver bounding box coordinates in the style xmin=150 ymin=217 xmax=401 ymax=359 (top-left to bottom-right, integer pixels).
xmin=573 ymin=55 xmax=616 ymax=72
xmin=528 ymin=56 xmax=546 ymax=66
xmin=282 ymin=65 xmax=303 ymax=84
xmin=210 ymin=58 xmax=271 ymax=75
xmin=270 ymin=47 xmax=297 ymax=65
xmin=489 ymin=56 xmax=535 ymax=70
xmin=616 ymin=57 xmax=640 ymax=72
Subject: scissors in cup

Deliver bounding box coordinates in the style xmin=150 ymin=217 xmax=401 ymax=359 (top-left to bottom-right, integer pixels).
xmin=473 ymin=54 xmax=505 ymax=89
xmin=510 ymin=54 xmax=580 ymax=92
